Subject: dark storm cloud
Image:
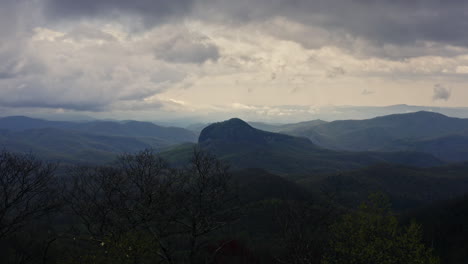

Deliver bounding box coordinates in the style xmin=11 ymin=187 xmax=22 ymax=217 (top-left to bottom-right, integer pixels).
xmin=45 ymin=0 xmax=195 ymax=27
xmin=2 ymin=0 xmax=467 ymax=115
xmin=43 ymin=0 xmax=468 ymax=57
xmin=217 ymin=0 xmax=468 ymax=45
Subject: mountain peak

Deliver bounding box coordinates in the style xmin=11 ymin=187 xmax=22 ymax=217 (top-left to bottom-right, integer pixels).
xmin=224 ymin=118 xmax=252 ymax=126
xmin=198 ymin=118 xmax=257 ymax=143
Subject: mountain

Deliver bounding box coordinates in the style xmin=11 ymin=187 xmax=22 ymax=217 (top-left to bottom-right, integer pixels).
xmin=0 ymin=116 xmax=197 ymax=144
xmin=300 ymin=163 xmax=468 ymax=210
xmin=160 ymin=118 xmax=444 ymax=175
xmin=186 ymin=120 xmax=327 ymax=135
xmin=199 ymin=118 xmax=315 ymax=147
xmin=390 ymin=135 xmax=468 ymax=162
xmin=232 ymin=168 xmax=312 ymax=203
xmin=274 ymin=120 xmax=328 ymax=133
xmin=244 ymin=122 xmax=282 ymax=133
xmin=0 ymin=128 xmax=171 ymax=164
xmin=408 ymin=195 xmax=468 ymax=264
xmin=0 ymin=116 xmax=197 ymax=163
xmin=72 ymin=120 xmax=196 ymax=143
xmin=281 ymin=111 xmax=468 ymax=161
xmin=289 ymin=104 xmax=468 ymax=121
xmin=0 ymin=116 xmax=72 ymax=131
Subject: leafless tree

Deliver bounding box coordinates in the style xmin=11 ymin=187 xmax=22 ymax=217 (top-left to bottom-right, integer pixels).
xmin=274 ymin=192 xmax=338 ymax=264
xmin=177 ymin=148 xmax=239 ymax=264
xmin=65 ymin=148 xmax=239 ymax=264
xmin=0 ymin=151 xmax=60 ymax=264
xmin=0 ymin=151 xmax=58 ymax=240
xmin=64 ymin=150 xmax=176 ymax=263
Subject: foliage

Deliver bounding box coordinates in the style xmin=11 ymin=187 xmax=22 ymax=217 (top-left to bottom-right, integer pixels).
xmin=0 ymin=147 xmax=466 ymax=264
xmin=323 ymin=193 xmax=439 ymax=264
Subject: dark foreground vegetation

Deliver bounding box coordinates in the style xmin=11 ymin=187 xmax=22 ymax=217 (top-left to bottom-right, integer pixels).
xmin=0 ymin=149 xmax=458 ymax=264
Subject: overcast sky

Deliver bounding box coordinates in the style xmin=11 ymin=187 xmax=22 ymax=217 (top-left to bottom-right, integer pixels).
xmin=1 ymin=0 xmax=468 ymax=122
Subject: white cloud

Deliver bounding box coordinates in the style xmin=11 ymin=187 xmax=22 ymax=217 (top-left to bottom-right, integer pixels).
xmin=3 ymin=6 xmax=468 ymax=121
xmin=0 ymin=23 xmax=196 ymax=111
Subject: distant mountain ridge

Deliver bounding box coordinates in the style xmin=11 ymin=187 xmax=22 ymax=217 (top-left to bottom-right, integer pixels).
xmin=0 ymin=116 xmax=197 ymax=143
xmin=0 ymin=116 xmax=197 ymax=163
xmin=1 ymin=113 xmax=460 ymax=169
xmin=280 ymin=111 xmax=468 ymax=162
xmin=161 ymin=117 xmax=444 ymax=175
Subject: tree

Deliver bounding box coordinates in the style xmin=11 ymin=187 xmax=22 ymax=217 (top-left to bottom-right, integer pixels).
xmin=0 ymin=151 xmax=59 ymax=264
xmin=177 ymin=149 xmax=239 ymax=264
xmin=0 ymin=151 xmax=58 ymax=239
xmin=65 ymin=149 xmax=239 ymax=264
xmin=274 ymin=200 xmax=336 ymax=264
xmin=322 ymin=193 xmax=439 ymax=264
xmin=64 ymin=150 xmax=173 ymax=263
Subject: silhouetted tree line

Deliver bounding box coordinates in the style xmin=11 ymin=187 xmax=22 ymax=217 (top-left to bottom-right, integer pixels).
xmin=0 ymin=150 xmax=439 ymax=264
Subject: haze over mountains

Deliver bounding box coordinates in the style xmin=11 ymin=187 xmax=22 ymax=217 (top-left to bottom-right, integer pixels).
xmin=0 ymin=116 xmax=197 ymax=163
xmin=185 ymin=111 xmax=468 ymax=163
xmin=2 ymin=111 xmax=468 ymax=166
xmin=3 ymin=111 xmax=466 ymax=209
xmin=2 ymin=111 xmax=468 ymax=263
xmin=182 ymin=117 xmax=443 ymax=174
xmin=278 ymin=111 xmax=468 ymax=162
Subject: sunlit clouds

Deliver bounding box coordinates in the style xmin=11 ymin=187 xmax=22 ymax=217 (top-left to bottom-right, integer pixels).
xmin=2 ymin=0 xmax=468 ymax=121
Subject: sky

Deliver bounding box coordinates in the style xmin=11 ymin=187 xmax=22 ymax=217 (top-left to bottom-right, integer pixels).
xmin=2 ymin=0 xmax=468 ymax=123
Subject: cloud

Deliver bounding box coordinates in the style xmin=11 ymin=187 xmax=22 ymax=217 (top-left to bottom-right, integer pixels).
xmin=326 ymin=67 xmax=346 ymax=78
xmin=153 ymin=30 xmax=220 ymax=64
xmin=0 ymin=60 xmax=21 ymax=79
xmin=0 ymin=56 xmax=45 ymax=80
xmin=0 ymin=24 xmax=191 ymax=112
xmin=40 ymin=0 xmax=468 ymax=59
xmin=45 ymin=0 xmax=194 ymax=27
xmin=188 ymin=0 xmax=468 ymax=59
xmin=432 ymin=84 xmax=451 ymax=101
xmin=3 ymin=0 xmax=468 ymax=119
xmin=0 ymin=1 xmax=46 ymax=79
xmin=60 ymin=25 xmax=117 ymax=42
xmin=361 ymin=89 xmax=375 ymax=96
